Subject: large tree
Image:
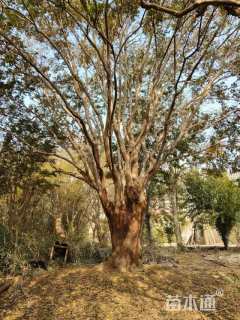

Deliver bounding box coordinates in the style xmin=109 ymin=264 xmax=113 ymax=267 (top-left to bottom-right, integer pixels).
xmin=0 ymin=0 xmax=239 ymax=270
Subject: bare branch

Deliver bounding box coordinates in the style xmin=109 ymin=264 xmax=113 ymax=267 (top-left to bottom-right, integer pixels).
xmin=140 ymin=0 xmax=240 ymax=18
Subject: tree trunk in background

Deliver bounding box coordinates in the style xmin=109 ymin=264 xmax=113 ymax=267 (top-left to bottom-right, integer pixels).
xmin=143 ymin=194 xmax=152 ymax=244
xmin=173 ymin=213 xmax=183 ymax=248
xmin=215 ymin=216 xmax=234 ymax=251
xmin=55 ymin=215 xmax=66 ymax=240
xmin=222 ymin=234 xmax=229 ymax=250
xmin=170 ymin=185 xmax=183 ymax=248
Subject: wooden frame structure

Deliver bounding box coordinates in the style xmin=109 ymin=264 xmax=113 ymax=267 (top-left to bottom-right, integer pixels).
xmin=50 ymin=242 xmax=69 ymax=263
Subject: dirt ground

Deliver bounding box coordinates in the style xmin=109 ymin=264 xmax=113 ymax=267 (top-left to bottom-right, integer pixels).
xmin=0 ymin=250 xmax=240 ymax=320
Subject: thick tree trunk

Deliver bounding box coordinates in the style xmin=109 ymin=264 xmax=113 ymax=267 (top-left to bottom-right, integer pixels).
xmin=105 ymin=199 xmax=146 ymax=272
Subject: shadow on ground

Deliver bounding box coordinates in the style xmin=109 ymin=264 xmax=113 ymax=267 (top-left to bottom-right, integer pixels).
xmin=1 ymin=251 xmax=240 ymax=320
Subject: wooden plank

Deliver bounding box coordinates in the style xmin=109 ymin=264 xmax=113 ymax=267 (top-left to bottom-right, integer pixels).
xmin=54 ymin=245 xmax=68 ymax=249
xmin=49 ymin=246 xmax=54 ymax=260
xmin=64 ymin=248 xmax=68 ymax=263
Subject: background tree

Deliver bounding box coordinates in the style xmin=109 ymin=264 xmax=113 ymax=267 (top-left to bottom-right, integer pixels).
xmin=203 ymin=109 xmax=240 ymax=174
xmin=145 ymin=125 xmax=210 ymax=248
xmin=185 ymin=171 xmax=240 ymax=249
xmin=0 ymin=108 xmax=55 ymax=244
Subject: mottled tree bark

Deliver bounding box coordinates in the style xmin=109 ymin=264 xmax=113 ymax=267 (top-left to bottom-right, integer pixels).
xmin=101 ymin=188 xmax=146 ymax=271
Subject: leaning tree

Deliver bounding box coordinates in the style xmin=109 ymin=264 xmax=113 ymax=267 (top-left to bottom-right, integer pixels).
xmin=0 ymin=0 xmax=239 ymax=270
